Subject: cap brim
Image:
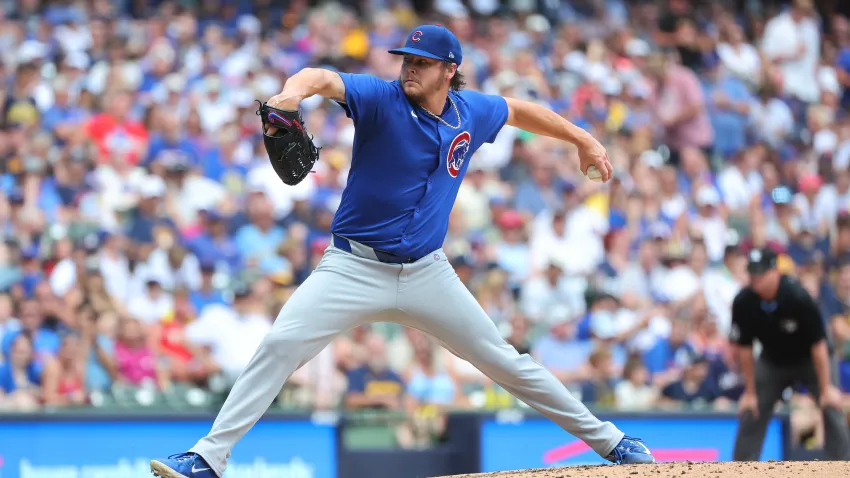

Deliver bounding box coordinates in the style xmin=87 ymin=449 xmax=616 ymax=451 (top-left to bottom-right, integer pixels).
xmin=747 ymin=265 xmax=772 ymax=276
xmin=388 ymin=47 xmax=447 ymax=62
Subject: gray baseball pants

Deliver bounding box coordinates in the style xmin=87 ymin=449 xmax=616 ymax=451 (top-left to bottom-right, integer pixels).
xmin=191 ymin=243 xmax=623 ymax=477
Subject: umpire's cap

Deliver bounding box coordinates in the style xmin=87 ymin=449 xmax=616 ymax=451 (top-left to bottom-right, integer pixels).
xmin=389 ymin=25 xmax=462 ymax=66
xmin=747 ymin=247 xmax=777 ymax=275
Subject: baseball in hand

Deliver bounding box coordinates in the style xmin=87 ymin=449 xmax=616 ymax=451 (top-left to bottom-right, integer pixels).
xmin=585 ymin=165 xmax=604 ymax=182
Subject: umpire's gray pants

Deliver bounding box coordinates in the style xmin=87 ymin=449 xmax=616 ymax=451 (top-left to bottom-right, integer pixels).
xmin=732 ymin=356 xmax=850 ymax=461
xmin=190 ymin=246 xmax=623 ymax=477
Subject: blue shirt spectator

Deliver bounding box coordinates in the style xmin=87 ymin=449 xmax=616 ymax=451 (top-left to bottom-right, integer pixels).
xmin=345 ymin=365 xmax=406 ymax=409
xmin=703 ymin=63 xmax=753 ymax=159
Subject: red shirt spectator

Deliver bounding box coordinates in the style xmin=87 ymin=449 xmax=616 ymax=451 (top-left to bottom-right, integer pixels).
xmin=85 ymin=90 xmax=148 ymax=165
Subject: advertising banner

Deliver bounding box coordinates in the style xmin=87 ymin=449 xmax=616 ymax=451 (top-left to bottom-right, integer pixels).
xmin=481 ymin=415 xmax=784 ymax=472
xmin=0 ymin=418 xmax=336 ymax=478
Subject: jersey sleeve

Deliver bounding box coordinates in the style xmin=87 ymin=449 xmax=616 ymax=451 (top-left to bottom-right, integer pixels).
xmin=730 ymin=292 xmax=756 ymax=346
xmin=336 ymin=73 xmax=397 ymax=126
xmin=461 ymin=90 xmax=509 ymax=144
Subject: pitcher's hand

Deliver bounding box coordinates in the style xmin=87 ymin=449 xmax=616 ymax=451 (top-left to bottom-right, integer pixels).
xmin=577 ymin=135 xmax=612 ymax=183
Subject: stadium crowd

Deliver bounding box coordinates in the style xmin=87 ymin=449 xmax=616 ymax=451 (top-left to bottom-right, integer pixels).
xmin=1 ymin=0 xmax=850 ymax=450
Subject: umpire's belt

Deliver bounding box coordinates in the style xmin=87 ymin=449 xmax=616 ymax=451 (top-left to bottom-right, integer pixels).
xmin=332 ymin=234 xmax=417 ymax=264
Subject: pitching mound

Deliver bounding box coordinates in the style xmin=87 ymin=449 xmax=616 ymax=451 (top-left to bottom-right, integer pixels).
xmin=442 ymin=460 xmax=850 ymax=478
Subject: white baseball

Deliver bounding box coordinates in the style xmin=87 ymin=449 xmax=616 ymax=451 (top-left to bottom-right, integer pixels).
xmin=585 ymin=165 xmax=604 ymax=182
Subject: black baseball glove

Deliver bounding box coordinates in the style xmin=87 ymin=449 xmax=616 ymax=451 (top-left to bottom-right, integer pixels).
xmin=256 ymin=101 xmax=321 ymax=186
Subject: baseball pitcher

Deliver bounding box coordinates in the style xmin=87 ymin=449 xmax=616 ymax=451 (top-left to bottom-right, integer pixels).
xmin=151 ymin=25 xmax=654 ymax=478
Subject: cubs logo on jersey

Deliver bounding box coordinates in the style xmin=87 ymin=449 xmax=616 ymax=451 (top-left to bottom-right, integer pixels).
xmin=447 ymin=131 xmax=471 ymax=178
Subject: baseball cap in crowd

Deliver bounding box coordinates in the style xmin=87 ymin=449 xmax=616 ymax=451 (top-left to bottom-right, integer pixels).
xmin=747 ymin=247 xmax=778 ymax=276
xmin=232 ymin=282 xmax=252 ymax=299
xmin=676 ymin=348 xmax=708 ymax=369
xmin=389 ymin=25 xmax=462 ymax=66
xmin=771 ymin=186 xmax=793 ymax=205
xmin=20 ymin=246 xmax=39 ymax=261
xmin=7 ymin=189 xmax=24 ymax=205
xmin=199 ymin=258 xmax=216 ymax=273
xmin=695 ymin=186 xmax=721 ymax=207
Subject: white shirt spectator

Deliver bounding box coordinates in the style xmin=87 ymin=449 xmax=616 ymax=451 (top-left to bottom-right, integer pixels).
xmin=520 ymin=274 xmax=587 ymax=325
xmin=761 ymin=10 xmax=821 ymax=103
xmin=749 ymin=97 xmax=795 ymax=148
xmin=812 ymin=182 xmax=850 ymax=231
xmin=127 ymin=287 xmax=174 ymax=324
xmin=530 ymin=207 xmax=607 ymax=275
xmin=99 ymin=252 xmax=131 ymax=305
xmin=717 ymin=42 xmax=761 ymax=83
xmin=143 ymin=248 xmax=202 ymax=292
xmin=718 ymin=165 xmax=763 ymax=213
xmin=186 ymin=304 xmax=272 ymax=381
xmin=473 ymin=125 xmax=518 ymax=171
xmin=455 ymin=169 xmax=502 ymax=232
xmin=175 ymin=174 xmax=227 ymax=226
xmin=611 ymin=262 xmax=667 ymax=304
xmin=247 ymin=163 xmax=316 ymax=219
xmin=49 ymin=258 xmax=77 ymax=298
xmin=702 ymin=266 xmax=744 ymax=337
xmin=94 ymin=164 xmax=148 ymax=216
xmin=54 ymin=24 xmax=92 ymax=53
xmin=661 ymin=264 xmax=702 ymax=302
xmin=614 ymin=380 xmax=659 ymax=411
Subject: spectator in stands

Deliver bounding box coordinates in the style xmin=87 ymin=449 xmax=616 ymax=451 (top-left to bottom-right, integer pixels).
xmin=0 ymin=293 xmax=17 ymax=345
xmin=2 ymin=298 xmax=59 ymax=365
xmin=506 ymin=314 xmax=532 ymax=356
xmin=153 ymin=287 xmax=210 ymax=385
xmin=580 ymin=345 xmax=619 ymax=408
xmin=185 ymin=285 xmax=271 ymax=385
xmin=702 ymin=52 xmax=753 ymax=160
xmin=533 ymin=318 xmax=593 ymax=385
xmin=114 ymin=316 xmax=168 ymax=390
xmin=82 ymin=308 xmax=117 ymax=393
xmin=189 ymin=259 xmax=227 ymax=314
xmin=659 ymin=349 xmax=729 ymax=410
xmin=615 ymin=357 xmax=659 ymax=411
xmin=647 ymin=52 xmax=714 ymax=166
xmin=79 ymin=260 xmax=120 ymax=315
xmin=644 ymin=318 xmax=695 ymax=386
xmin=703 ymin=245 xmax=748 ymax=337
xmin=760 ymin=0 xmax=821 ymax=106
xmin=521 ymin=258 xmax=579 ymax=326
xmin=186 ymin=210 xmax=241 ymax=276
xmin=42 ymin=333 xmax=87 ymax=407
xmin=0 ymin=332 xmax=42 ymax=410
xmin=127 ymin=278 xmax=173 ymax=325
xmin=345 ymin=333 xmax=406 ymax=411
xmin=405 ymin=331 xmax=457 ymax=408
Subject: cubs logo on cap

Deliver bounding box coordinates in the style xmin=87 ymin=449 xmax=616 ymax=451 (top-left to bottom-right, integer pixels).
xmin=388 ymin=24 xmax=463 ymax=66
xmin=446 ymin=131 xmax=471 ymax=178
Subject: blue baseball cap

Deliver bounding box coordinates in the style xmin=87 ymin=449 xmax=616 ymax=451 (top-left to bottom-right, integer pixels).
xmin=389 ymin=25 xmax=462 ymax=66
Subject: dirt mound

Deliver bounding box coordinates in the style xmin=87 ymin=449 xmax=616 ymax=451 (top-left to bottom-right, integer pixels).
xmin=441 ymin=460 xmax=850 ymax=478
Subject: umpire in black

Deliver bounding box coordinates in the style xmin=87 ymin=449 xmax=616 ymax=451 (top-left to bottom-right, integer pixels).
xmin=730 ymin=247 xmax=850 ymax=460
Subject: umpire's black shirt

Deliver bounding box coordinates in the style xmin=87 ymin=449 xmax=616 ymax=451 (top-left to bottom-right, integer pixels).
xmin=731 ymin=275 xmax=827 ymax=366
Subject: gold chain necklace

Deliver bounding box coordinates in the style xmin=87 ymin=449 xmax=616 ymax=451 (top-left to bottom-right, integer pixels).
xmin=420 ymin=95 xmax=461 ymax=129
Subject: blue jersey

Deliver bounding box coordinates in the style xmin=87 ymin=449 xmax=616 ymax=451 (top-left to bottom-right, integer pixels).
xmin=333 ymin=73 xmax=509 ymax=259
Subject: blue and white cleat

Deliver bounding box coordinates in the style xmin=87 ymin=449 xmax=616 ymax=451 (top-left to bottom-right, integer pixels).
xmin=150 ymin=453 xmax=218 ymax=478
xmin=606 ymin=436 xmax=656 ymax=464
